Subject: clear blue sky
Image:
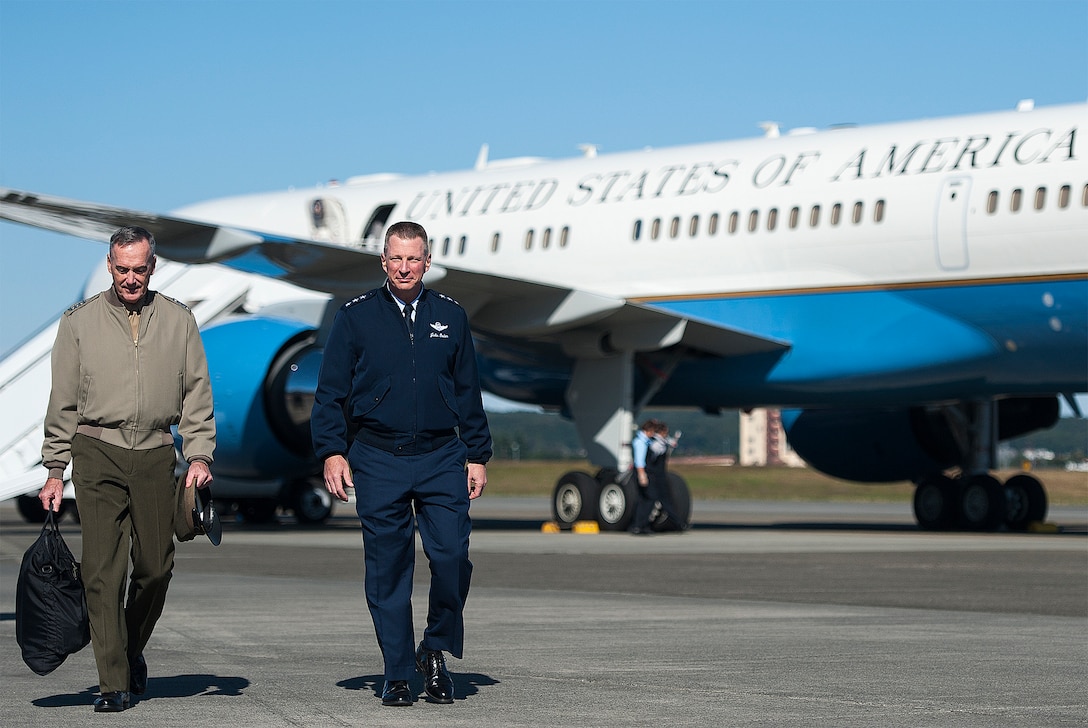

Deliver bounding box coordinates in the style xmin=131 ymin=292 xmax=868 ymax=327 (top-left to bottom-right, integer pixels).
xmin=2 ymin=0 xmax=1086 ymax=357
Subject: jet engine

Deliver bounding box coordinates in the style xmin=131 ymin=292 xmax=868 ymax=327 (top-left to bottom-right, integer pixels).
xmin=781 ymin=396 xmax=1060 ymax=483
xmin=195 ymin=316 xmax=327 ymax=521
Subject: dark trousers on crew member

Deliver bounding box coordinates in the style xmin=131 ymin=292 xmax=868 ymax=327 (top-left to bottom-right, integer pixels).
xmin=349 ymin=436 xmax=472 ymax=681
xmin=71 ymin=434 xmax=177 ymax=694
xmin=633 ymin=473 xmax=668 ymax=530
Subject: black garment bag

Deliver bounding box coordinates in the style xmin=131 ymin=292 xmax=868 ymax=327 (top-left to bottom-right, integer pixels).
xmin=15 ymin=509 xmax=90 ymax=675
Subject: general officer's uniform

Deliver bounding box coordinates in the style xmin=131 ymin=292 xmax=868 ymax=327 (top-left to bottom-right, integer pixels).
xmin=42 ymin=287 xmax=215 ymax=699
xmin=311 ymin=284 xmax=492 ymax=682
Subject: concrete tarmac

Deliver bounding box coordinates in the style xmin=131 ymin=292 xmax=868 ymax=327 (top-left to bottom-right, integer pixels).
xmin=1 ymin=497 xmax=1086 ymax=727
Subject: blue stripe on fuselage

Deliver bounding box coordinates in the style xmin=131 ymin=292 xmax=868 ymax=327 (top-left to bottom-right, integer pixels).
xmin=651 ymin=277 xmax=1088 ymax=393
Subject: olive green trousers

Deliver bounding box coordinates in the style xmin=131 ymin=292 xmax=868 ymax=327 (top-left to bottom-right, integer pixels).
xmin=71 ymin=434 xmax=176 ymax=693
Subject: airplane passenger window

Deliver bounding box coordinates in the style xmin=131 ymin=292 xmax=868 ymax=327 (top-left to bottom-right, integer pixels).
xmin=560 ymin=226 xmax=570 ymax=247
xmin=442 ymin=236 xmax=451 ymax=256
xmin=747 ymin=210 xmax=759 ymax=232
xmin=1034 ymin=187 xmax=1046 ymax=210
xmin=525 ymin=229 xmax=534 ymax=250
xmin=852 ymin=201 xmax=863 ymax=224
xmin=830 ymin=203 xmax=842 ymax=226
xmin=1082 ymin=184 xmax=1088 ymax=207
xmin=459 ymin=236 xmax=467 ymax=254
xmin=874 ymin=199 xmax=885 ymax=222
xmin=651 ymin=218 xmax=661 ymax=240
xmin=728 ymin=211 xmax=739 ymax=234
xmin=689 ymin=215 xmax=699 ymax=237
xmin=766 ymin=208 xmax=778 ymax=231
xmin=809 ymin=205 xmax=820 ymax=227
xmin=708 ymin=213 xmax=719 ymax=235
xmin=986 ymin=191 xmax=998 ymax=214
xmin=632 ymin=220 xmax=642 ymax=241
xmin=1011 ymin=188 xmax=1022 ymax=212
xmin=1058 ymin=185 xmax=1070 ymax=209
xmin=670 ymin=217 xmax=680 ymax=238
xmin=788 ymin=207 xmax=800 ymax=229
xmin=542 ymin=228 xmax=552 ymax=249
xmin=491 ymin=233 xmax=500 ymax=253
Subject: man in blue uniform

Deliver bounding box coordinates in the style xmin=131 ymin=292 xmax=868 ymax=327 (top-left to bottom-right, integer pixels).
xmin=311 ymin=221 xmax=491 ymax=707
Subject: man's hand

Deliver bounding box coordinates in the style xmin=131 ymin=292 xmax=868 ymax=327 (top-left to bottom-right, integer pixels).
xmin=185 ymin=460 xmax=213 ymax=490
xmin=38 ymin=477 xmax=65 ymax=512
xmin=467 ymin=462 xmax=487 ymax=500
xmin=323 ymin=455 xmax=354 ymax=502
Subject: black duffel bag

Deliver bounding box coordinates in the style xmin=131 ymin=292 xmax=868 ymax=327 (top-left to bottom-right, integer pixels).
xmin=15 ymin=509 xmax=90 ymax=675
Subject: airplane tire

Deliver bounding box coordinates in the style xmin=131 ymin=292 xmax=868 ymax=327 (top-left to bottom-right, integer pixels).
xmin=959 ymin=474 xmax=1006 ymax=531
xmin=652 ymin=472 xmax=692 ymax=530
xmin=16 ymin=494 xmax=73 ymax=524
xmin=293 ymin=480 xmax=333 ymax=525
xmin=912 ymin=474 xmax=957 ymax=530
xmin=1004 ymin=474 xmax=1047 ymax=531
xmin=239 ymin=498 xmax=279 ymax=524
xmin=16 ymin=494 xmax=48 ymax=523
xmin=552 ymin=471 xmax=599 ymax=527
xmin=597 ymin=478 xmax=638 ymax=531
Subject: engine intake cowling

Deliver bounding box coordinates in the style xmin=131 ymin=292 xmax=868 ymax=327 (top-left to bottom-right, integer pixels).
xmin=200 ymin=317 xmax=321 ymax=479
xmin=781 ymin=396 xmax=1059 ymax=483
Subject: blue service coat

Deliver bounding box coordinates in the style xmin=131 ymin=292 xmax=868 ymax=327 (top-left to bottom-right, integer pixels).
xmin=311 ymin=285 xmax=492 ymax=464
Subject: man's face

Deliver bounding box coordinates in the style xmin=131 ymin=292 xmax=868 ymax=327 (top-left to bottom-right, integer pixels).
xmin=107 ymin=240 xmax=156 ymax=308
xmin=381 ymin=235 xmax=430 ymax=302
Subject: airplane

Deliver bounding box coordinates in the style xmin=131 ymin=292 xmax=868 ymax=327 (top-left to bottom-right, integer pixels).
xmin=1 ymin=99 xmax=1085 ymax=532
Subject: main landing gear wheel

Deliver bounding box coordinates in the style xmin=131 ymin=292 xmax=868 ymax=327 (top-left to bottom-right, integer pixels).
xmin=16 ymin=494 xmax=76 ymax=523
xmin=912 ymin=474 xmax=957 ymax=531
xmin=293 ymin=479 xmax=333 ymax=525
xmin=552 ymin=471 xmax=600 ymax=527
xmin=1004 ymin=473 xmax=1047 ymax=531
xmin=959 ymin=473 xmax=1006 ymax=531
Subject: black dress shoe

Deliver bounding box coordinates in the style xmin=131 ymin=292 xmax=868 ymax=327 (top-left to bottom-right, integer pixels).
xmin=415 ymin=642 xmax=454 ymax=703
xmin=129 ymin=653 xmax=148 ymax=695
xmin=93 ymin=691 xmax=130 ymax=712
xmin=381 ymin=680 xmax=413 ymax=706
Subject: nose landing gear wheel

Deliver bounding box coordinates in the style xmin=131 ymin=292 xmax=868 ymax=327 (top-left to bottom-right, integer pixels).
xmin=552 ymin=471 xmax=600 ymax=527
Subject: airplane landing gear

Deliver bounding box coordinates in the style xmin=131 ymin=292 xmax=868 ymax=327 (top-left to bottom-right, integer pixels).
xmin=912 ymin=471 xmax=1049 ymax=532
xmin=551 ymin=468 xmax=692 ymax=532
xmin=959 ymin=473 xmax=1006 ymax=531
xmin=1004 ymin=473 xmax=1047 ymax=530
xmin=552 ymin=471 xmax=600 ymax=527
xmin=913 ymin=474 xmax=957 ymax=530
xmin=911 ymin=400 xmax=1050 ymax=532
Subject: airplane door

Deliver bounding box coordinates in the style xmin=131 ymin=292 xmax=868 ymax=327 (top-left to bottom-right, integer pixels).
xmin=935 ymin=176 xmax=971 ymax=270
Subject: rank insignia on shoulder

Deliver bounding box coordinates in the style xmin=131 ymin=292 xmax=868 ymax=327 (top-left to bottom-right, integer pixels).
xmin=433 ymin=291 xmax=461 ymax=307
xmin=64 ymin=297 xmax=93 ymax=314
xmin=345 ymin=290 xmax=377 ymax=308
xmin=156 ymin=292 xmax=191 ymax=311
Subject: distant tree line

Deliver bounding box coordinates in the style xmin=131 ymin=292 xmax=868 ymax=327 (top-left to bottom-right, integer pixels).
xmin=486 ymin=408 xmax=1087 ymax=465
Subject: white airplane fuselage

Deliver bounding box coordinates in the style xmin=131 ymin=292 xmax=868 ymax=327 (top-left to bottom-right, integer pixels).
xmin=173 ymin=102 xmax=1086 ymax=409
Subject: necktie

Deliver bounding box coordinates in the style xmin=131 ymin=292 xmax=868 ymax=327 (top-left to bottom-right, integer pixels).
xmin=403 ymin=303 xmax=414 ymax=334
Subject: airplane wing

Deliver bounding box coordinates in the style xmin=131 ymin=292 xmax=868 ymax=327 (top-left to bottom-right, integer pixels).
xmin=0 ymin=188 xmax=389 ymax=294
xmin=0 ymin=187 xmax=788 ymax=359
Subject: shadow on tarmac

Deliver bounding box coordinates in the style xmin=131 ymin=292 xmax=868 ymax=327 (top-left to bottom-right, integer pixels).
xmin=31 ymin=674 xmax=250 ymax=708
xmin=337 ymin=672 xmax=500 ymax=701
